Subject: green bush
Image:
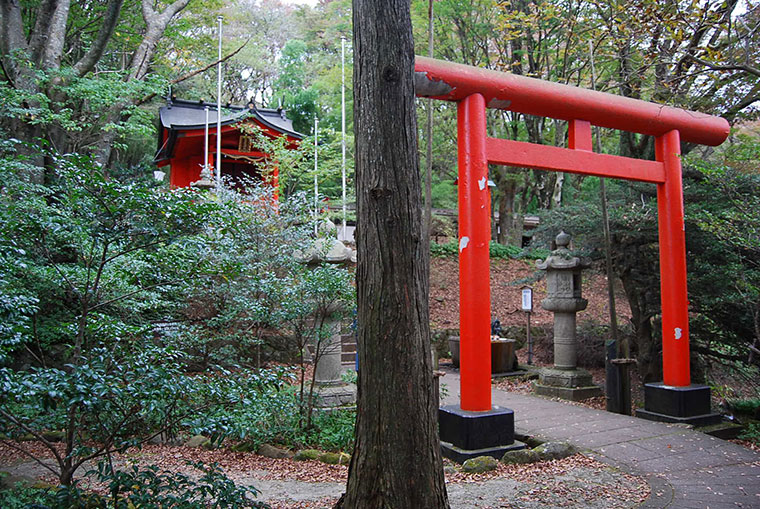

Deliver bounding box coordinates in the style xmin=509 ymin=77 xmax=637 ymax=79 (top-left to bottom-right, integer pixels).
xmin=430 ymin=240 xmax=458 ymax=257
xmin=95 ymin=460 xmax=268 ymax=508
xmin=0 ymin=460 xmax=269 ymax=508
xmin=739 ymin=422 xmax=760 ymax=446
xmin=187 ymin=386 xmax=356 ymax=452
xmin=430 ymin=240 xmax=529 ymax=260
xmin=307 ymin=409 xmax=356 ymax=451
xmin=185 ymin=378 xmax=302 ymax=449
xmin=727 ymin=398 xmax=760 ymax=417
xmin=0 ymin=484 xmax=56 ymax=509
xmin=489 ymin=242 xmax=521 ymax=259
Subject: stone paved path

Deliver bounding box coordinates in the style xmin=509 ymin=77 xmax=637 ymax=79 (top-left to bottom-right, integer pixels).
xmin=441 ymin=369 xmax=760 ymax=509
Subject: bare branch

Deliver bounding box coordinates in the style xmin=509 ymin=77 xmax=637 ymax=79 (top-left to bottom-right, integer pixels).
xmin=129 ymin=0 xmax=191 ymax=81
xmin=135 ymin=39 xmax=250 ymax=106
xmin=0 ymin=439 xmax=61 ymax=477
xmin=687 ymin=54 xmax=760 ymax=79
xmin=0 ymin=408 xmax=64 ymax=471
xmin=90 ymin=278 xmax=184 ymax=312
xmin=73 ymin=0 xmax=125 ymax=78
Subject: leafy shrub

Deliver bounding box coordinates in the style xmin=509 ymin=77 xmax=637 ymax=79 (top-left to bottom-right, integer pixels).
xmin=95 ymin=460 xmax=269 ymax=508
xmin=0 ymin=342 xmax=289 ymax=485
xmin=518 ymin=246 xmax=552 ymax=260
xmin=0 ymin=461 xmax=269 ymax=509
xmin=430 ymin=240 xmax=527 ymax=259
xmin=489 ymin=242 xmax=521 ymax=259
xmin=185 ymin=374 xmax=302 ymax=449
xmin=739 ymin=422 xmax=760 ymax=446
xmin=0 ymin=484 xmax=55 ymax=509
xmin=727 ymin=398 xmax=760 ymax=418
xmin=306 ymin=409 xmax=356 ymax=451
xmin=341 ymin=369 xmax=358 ymax=384
xmin=430 ymin=240 xmax=458 ymax=257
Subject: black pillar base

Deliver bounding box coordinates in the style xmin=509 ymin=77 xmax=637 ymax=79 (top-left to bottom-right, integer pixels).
xmin=439 ymin=404 xmax=526 ymax=463
xmin=636 ymin=382 xmax=721 ymax=426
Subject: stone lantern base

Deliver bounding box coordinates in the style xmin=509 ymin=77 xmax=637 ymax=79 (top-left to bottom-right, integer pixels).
xmin=533 ymin=367 xmax=603 ymax=402
xmin=309 ymin=382 xmax=357 ymax=410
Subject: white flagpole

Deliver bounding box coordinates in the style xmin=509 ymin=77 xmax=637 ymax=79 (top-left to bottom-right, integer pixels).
xmin=216 ymin=15 xmax=223 ymax=191
xmin=341 ymin=36 xmax=347 ymax=241
xmin=314 ymin=117 xmax=319 ymax=235
xmin=204 ymin=106 xmax=210 ymax=171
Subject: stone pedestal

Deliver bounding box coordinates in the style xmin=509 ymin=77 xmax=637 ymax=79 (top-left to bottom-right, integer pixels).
xmin=636 ymin=383 xmax=721 ymax=426
xmin=439 ymin=405 xmax=526 ymax=463
xmin=449 ymin=336 xmax=518 ymax=375
xmin=533 ymin=367 xmax=603 ymax=401
xmin=311 ymin=316 xmax=356 ymax=409
xmin=309 ymin=383 xmax=357 ymax=409
xmin=448 ymin=336 xmax=460 ymax=368
xmin=313 ymin=317 xmax=343 ymax=385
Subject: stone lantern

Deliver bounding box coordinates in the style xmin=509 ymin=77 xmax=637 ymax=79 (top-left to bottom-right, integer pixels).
xmin=534 ymin=231 xmax=602 ymax=400
xmin=294 ymin=220 xmax=356 ymax=407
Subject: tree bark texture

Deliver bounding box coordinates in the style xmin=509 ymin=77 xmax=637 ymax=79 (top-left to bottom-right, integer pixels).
xmin=337 ymin=1 xmax=449 ymax=508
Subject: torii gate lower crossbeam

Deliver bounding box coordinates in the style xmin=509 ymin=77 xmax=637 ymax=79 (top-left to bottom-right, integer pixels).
xmin=415 ymin=57 xmax=729 ymax=423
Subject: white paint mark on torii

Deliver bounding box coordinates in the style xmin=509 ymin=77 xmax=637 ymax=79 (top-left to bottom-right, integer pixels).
xmin=478 ymin=177 xmax=486 ymax=190
xmin=459 ymin=236 xmax=470 ymax=252
xmin=675 ymin=327 xmax=683 ymax=340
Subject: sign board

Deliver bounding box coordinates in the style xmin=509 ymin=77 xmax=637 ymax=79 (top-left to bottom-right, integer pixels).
xmin=521 ymin=287 xmax=533 ymax=312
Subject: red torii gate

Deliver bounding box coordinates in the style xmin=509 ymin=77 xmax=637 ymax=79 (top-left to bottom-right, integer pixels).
xmin=414 ymin=56 xmax=729 ymax=414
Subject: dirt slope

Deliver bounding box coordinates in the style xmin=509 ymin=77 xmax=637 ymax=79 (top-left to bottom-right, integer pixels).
xmin=429 ymin=256 xmax=632 ymax=330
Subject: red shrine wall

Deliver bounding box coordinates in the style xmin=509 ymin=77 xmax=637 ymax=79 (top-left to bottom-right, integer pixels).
xmin=159 ymin=119 xmax=298 ymax=192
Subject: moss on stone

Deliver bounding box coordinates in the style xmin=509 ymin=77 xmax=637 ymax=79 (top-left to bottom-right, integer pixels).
xmin=462 ymin=455 xmax=498 ymax=473
xmin=501 ymin=449 xmax=539 ymax=464
xmin=318 ymin=452 xmax=342 ymax=464
xmin=293 ymin=449 xmax=321 ymax=461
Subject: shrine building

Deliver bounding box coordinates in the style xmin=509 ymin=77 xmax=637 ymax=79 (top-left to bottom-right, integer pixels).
xmin=155 ymin=98 xmax=303 ymax=191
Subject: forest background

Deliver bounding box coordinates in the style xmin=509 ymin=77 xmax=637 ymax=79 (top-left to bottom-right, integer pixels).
xmin=0 ymin=0 xmax=759 ymax=504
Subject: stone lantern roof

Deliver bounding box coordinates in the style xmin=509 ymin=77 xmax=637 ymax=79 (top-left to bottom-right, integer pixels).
xmin=536 ymin=231 xmax=589 ymax=271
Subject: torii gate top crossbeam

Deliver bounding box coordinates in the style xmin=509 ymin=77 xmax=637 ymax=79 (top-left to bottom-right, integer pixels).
xmin=415 ymin=56 xmax=729 ymax=147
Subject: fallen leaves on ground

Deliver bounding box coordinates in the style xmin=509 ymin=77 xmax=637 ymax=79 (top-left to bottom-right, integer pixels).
xmin=445 ymin=454 xmax=649 ymax=508
xmin=0 ymin=441 xmax=649 ymax=508
xmin=122 ymin=444 xmax=349 ymax=483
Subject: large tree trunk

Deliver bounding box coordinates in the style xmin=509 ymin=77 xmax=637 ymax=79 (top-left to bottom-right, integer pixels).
xmin=494 ymin=167 xmax=522 ymax=246
xmin=336 ymin=1 xmax=449 ymax=507
xmin=618 ymin=253 xmax=663 ymax=383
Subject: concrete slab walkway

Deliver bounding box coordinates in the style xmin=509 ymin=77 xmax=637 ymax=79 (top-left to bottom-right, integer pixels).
xmin=441 ymin=369 xmax=760 ymax=509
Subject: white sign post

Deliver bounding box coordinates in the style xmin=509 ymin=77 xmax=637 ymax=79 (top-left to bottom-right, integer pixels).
xmin=521 ymin=287 xmax=533 ymax=365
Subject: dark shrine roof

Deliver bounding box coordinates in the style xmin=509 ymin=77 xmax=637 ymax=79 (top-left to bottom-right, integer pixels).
xmin=159 ymin=98 xmax=303 ymax=139
xmin=155 ymin=98 xmax=303 ymax=164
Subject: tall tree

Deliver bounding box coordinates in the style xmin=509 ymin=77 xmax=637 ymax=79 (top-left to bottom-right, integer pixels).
xmin=336 ymin=0 xmax=449 ymax=507
xmin=0 ymin=0 xmax=196 ymax=173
